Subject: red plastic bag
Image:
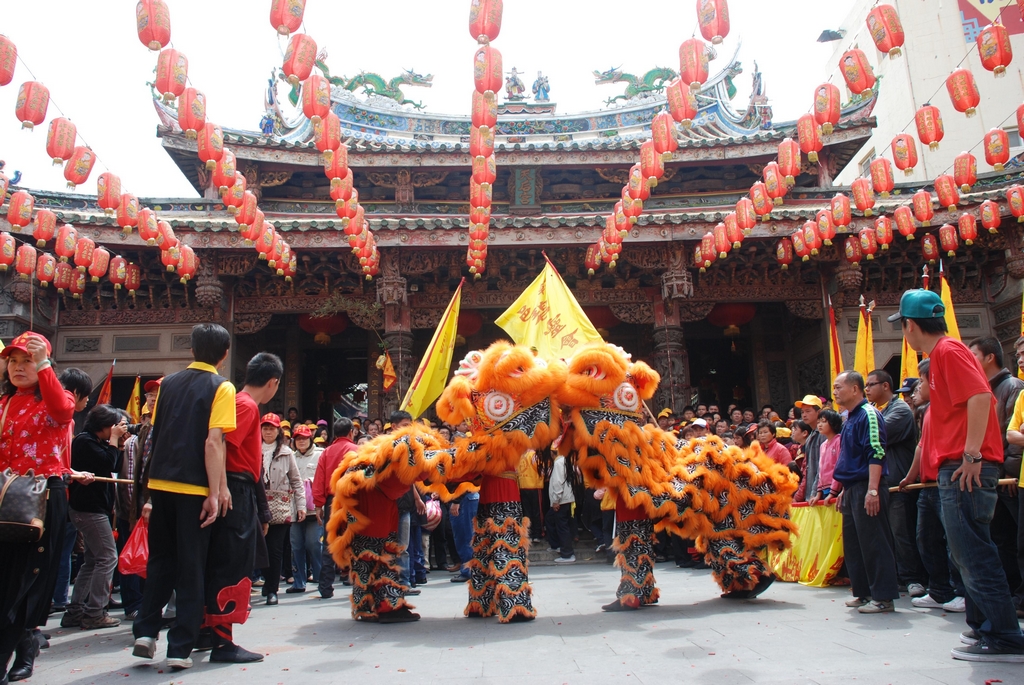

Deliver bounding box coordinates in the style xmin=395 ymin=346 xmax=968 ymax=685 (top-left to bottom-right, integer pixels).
xmin=118 ymin=518 xmax=149 ymax=578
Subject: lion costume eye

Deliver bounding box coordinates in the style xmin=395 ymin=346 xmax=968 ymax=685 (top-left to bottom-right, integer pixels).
xmin=583 ymin=365 xmax=606 ymax=380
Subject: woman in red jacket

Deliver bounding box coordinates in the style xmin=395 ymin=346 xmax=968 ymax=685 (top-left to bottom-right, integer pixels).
xmin=0 ymin=332 xmax=94 ymax=683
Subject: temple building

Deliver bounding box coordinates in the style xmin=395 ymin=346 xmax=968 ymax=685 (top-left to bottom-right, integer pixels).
xmin=2 ymin=49 xmax=1021 ymax=421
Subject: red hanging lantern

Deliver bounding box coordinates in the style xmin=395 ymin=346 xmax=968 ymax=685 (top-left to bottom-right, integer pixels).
xmin=977 ymin=22 xmax=1013 ymax=77
xmin=471 ymin=90 xmax=497 ymax=130
xmin=875 ymin=216 xmax=894 ymax=250
xmin=137 ymin=208 xmax=159 ymax=245
xmin=946 ymin=69 xmax=981 ymax=117
xmin=473 ymin=45 xmax=503 ymax=94
xmin=267 ymin=234 xmax=284 ymax=269
xmin=73 ymin=236 xmax=95 ymax=273
xmin=222 ymin=173 xmax=246 ymax=215
xmin=665 ymin=78 xmax=698 ymax=127
xmin=137 ymin=0 xmax=171 ymax=50
xmin=870 ymin=158 xmax=895 ymax=198
xmin=891 ymin=133 xmax=918 ymax=175
xmin=6 ymin=190 xmax=33 ymax=230
xmin=0 ymin=35 xmax=16 ymax=87
xmin=177 ymin=244 xmax=197 ymax=283
xmin=895 ymin=205 xmax=916 ymax=240
xmin=1018 ymin=102 xmax=1024 ymax=138
xmin=980 ymin=199 xmax=1001 ymax=233
xmin=157 ymin=220 xmax=178 ymax=250
xmin=714 ymin=222 xmax=731 ymax=259
xmin=197 ymin=123 xmax=224 ymax=171
xmin=697 ymin=0 xmax=730 ymax=44
xmin=921 ymin=233 xmax=940 ymax=264
xmin=212 ymin=148 xmax=237 ymax=194
xmin=0 ymin=233 xmax=15 ymax=272
xmin=620 ymin=189 xmax=642 ymax=224
xmin=242 ymin=208 xmax=265 ymax=246
xmin=160 ymin=245 xmax=180 ymax=272
xmin=812 ymin=83 xmax=841 ymax=135
xmin=35 ymin=252 xmax=55 ymax=287
xmin=692 ymin=243 xmax=703 ymax=270
xmin=63 ymin=146 xmax=96 ymax=190
xmin=913 ymin=190 xmax=935 ymax=226
xmin=282 ymin=33 xmax=317 ymax=86
xmin=270 ymin=0 xmax=306 ymax=35
xmin=88 ymin=246 xmax=109 ymax=282
xmin=470 ymin=125 xmax=494 ymax=160
xmin=14 ymin=244 xmax=35 ymax=280
xmin=584 ymin=244 xmax=601 ymax=276
xmin=336 ymin=192 xmax=358 ymax=223
xmin=330 ymin=169 xmax=353 ymax=206
xmin=915 ymin=104 xmax=944 ymax=150
xmin=939 ymin=223 xmax=959 ymax=256
xmin=273 ymin=242 xmax=290 ymax=276
xmin=626 ymin=165 xmax=649 ymax=202
xmin=640 ymin=140 xmax=665 ymax=185
xmin=108 ymin=255 xmax=127 ymax=289
xmin=154 ymin=48 xmax=188 ymax=103
xmin=984 ymin=128 xmax=1010 ymax=172
xmin=791 ymin=228 xmax=810 ymax=261
xmin=45 ymin=117 xmax=77 ymax=166
xmin=177 ymin=87 xmax=206 ymax=140
xmin=958 ymin=213 xmax=979 ymax=246
xmin=866 ymin=4 xmax=905 ymax=58
xmin=934 ymin=175 xmax=959 ymax=212
xmin=282 ymin=253 xmax=298 ymax=282
xmin=840 ymin=49 xmax=877 ymax=95
xmin=15 ymin=81 xmax=49 ymax=129
xmin=125 ymin=262 xmax=141 ymax=295
xmin=301 ymin=74 xmax=331 ymax=125
xmin=859 ymin=227 xmax=878 ymax=260
xmin=323 ymin=145 xmax=349 ymax=187
xmin=803 ymin=220 xmax=822 ymax=256
xmin=255 ymin=225 xmax=277 ymax=260
xmin=314 ymin=111 xmax=342 ymax=165
xmin=797 ymin=113 xmax=823 ymax=163
xmin=53 ymin=261 xmax=73 ymax=293
xmin=816 ymin=209 xmax=837 ymax=246
xmin=469 ymin=179 xmax=492 ymax=209
xmin=55 ymin=224 xmax=77 ymax=261
xmin=954 ymin=151 xmax=978 ymax=192
xmin=96 ymin=172 xmax=121 ymax=215
xmin=469 ymin=0 xmax=503 ymax=43
xmin=0 ymin=173 xmax=8 ymax=202
xmin=852 ymin=177 xmax=875 ymax=216
xmin=763 ymin=162 xmax=787 ymax=206
xmin=700 ymin=231 xmax=716 ymax=270
xmin=831 ymin=193 xmax=851 ymax=229
xmin=652 ymin=111 xmax=678 ymax=158
xmin=613 ymin=205 xmax=630 ymax=236
xmin=69 ymin=269 xmax=86 ymax=299
xmin=679 ymin=38 xmax=710 ymax=92
xmin=32 ymin=209 xmax=56 ymax=247
xmin=735 ymin=197 xmax=756 ymax=234
xmin=776 ymin=237 xmax=794 ymax=270
xmin=749 ymin=182 xmax=773 ymax=221
xmin=724 ymin=212 xmax=743 ymax=248
xmin=235 ymin=190 xmax=258 ymax=232
xmin=1008 ymin=185 xmax=1024 ymax=223
xmin=777 ymin=138 xmax=801 ymax=186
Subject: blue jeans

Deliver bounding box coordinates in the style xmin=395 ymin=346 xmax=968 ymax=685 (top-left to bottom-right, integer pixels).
xmin=290 ymin=517 xmax=322 ymax=590
xmin=409 ymin=522 xmax=426 ymax=584
xmin=52 ymin=515 xmax=78 ymax=606
xmin=938 ymin=462 xmax=1024 ymax=650
xmin=450 ymin=495 xmax=479 ymax=576
xmin=916 ymin=487 xmax=963 ymax=604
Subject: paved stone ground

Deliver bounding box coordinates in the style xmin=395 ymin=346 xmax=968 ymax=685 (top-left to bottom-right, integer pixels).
xmin=29 ymin=563 xmax=1022 ymax=685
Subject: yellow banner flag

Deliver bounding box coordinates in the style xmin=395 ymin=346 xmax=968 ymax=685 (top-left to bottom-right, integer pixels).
xmin=400 ymin=279 xmax=464 ymax=418
xmin=126 ymin=375 xmax=142 ymax=424
xmin=899 ymin=336 xmax=920 ymax=387
xmin=854 ymin=297 xmax=875 ymax=380
xmin=495 ymin=257 xmax=602 ymax=360
xmin=940 ymin=271 xmax=961 ymax=341
xmin=768 ymin=504 xmax=845 ymax=587
xmin=827 ymin=298 xmax=843 ymax=410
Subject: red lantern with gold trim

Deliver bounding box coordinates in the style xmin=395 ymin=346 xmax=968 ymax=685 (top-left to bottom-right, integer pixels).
xmin=108 ymin=255 xmax=126 ymax=289
xmin=177 ymin=87 xmax=206 ymax=139
xmin=137 ymin=0 xmax=171 ymax=50
xmin=53 ymin=261 xmax=72 ymax=293
xmin=763 ymin=162 xmax=787 ymax=206
xmin=270 ymin=0 xmax=306 ymax=35
xmin=692 ymin=243 xmax=703 ymax=270
xmin=859 ymin=226 xmax=878 ymax=260
xmin=946 ymin=69 xmax=981 ymax=117
xmin=177 ymin=244 xmax=197 ymax=284
xmin=88 ymin=246 xmax=109 ymax=282
xmin=469 ymin=179 xmax=492 ymax=209
xmin=640 ymin=140 xmax=665 ymax=185
xmin=73 ymin=236 xmax=94 ymax=273
xmin=913 ymin=190 xmax=934 ymax=226
xmin=749 ymin=182 xmax=773 ymax=221
xmin=469 ymin=203 xmax=491 ymax=226
xmin=32 ymin=209 xmax=55 ymax=247
xmin=69 ymin=269 xmax=86 ymax=298
xmin=915 ymin=104 xmax=944 ymax=150
xmin=197 ymin=123 xmax=224 ymax=171
xmin=875 ymin=216 xmax=894 ymax=250
xmin=330 ymin=169 xmax=353 ymax=206
xmin=812 ymin=83 xmax=841 ymax=135
xmin=469 ymin=0 xmax=503 ymax=43
xmin=626 ymin=165 xmax=649 ymax=201
xmin=958 ymin=213 xmax=979 ymax=246
xmin=255 ymin=225 xmax=277 ymax=260
xmin=977 ymin=22 xmax=1013 ymax=77
xmin=984 ymin=128 xmax=1010 ymax=171
xmin=242 ymin=208 xmax=265 ymax=246
xmin=282 ymin=34 xmax=316 ymax=86
xmin=474 ymin=45 xmax=503 ymax=94
xmin=954 ymin=151 xmax=978 ymax=192
xmin=137 ymin=208 xmax=159 ymax=245
xmin=844 ymin=235 xmax=863 ymax=264
xmin=852 ymin=177 xmax=875 ymax=216
xmin=679 ymin=38 xmax=709 ymax=92
xmin=470 ymin=125 xmax=494 ymax=160
xmin=804 ymin=220 xmax=822 ymax=256
xmin=700 ymin=231 xmax=716 ymax=270
xmin=585 ymin=244 xmax=601 ymax=276
xmin=792 ymin=228 xmax=810 ymax=262
xmin=891 ymin=133 xmax=918 ymax=175
xmin=1008 ymin=185 xmax=1024 ymax=222
xmin=817 ymin=209 xmax=837 ymax=245
xmin=0 ymin=35 xmax=17 ymax=87
xmin=776 ymin=237 xmax=794 ymax=270
xmin=314 ymin=111 xmax=342 ymax=164
xmin=939 ymin=223 xmax=959 ymax=256
xmin=831 ymin=193 xmax=851 ymax=229
xmin=840 ymin=49 xmax=876 ymax=95
xmin=6 ymin=190 xmax=33 ymax=230
xmin=725 ymin=212 xmax=743 ymax=248
xmin=15 ymin=81 xmax=49 ymax=129
xmin=981 ymin=199 xmax=1001 ymax=233
xmin=0 ymin=173 xmax=8 ymax=203
xmin=870 ymin=157 xmax=894 ymax=197
xmin=235 ymin=190 xmax=258 ymax=232
xmin=14 ymin=244 xmax=35 ymax=280
xmin=613 ymin=205 xmax=630 ymax=236
xmin=714 ymin=222 xmax=731 ymax=259
xmin=0 ymin=233 xmax=16 ymax=272
xmin=934 ymin=175 xmax=959 ymax=212
xmin=652 ymin=111 xmax=678 ymax=158
xmin=35 ymin=252 xmax=55 ymax=287
xmin=160 ymin=245 xmax=180 ymax=272
xmin=63 ymin=146 xmax=96 ymax=190
xmin=621 ymin=189 xmax=642 ymax=223
xmin=866 ymin=4 xmax=905 ymax=58
xmin=301 ymin=74 xmax=331 ymax=125
xmin=96 ymin=172 xmax=121 ymax=215
xmin=472 ymin=154 xmax=497 ymax=189
xmin=125 ymin=262 xmax=141 ymax=296
xmin=282 ymin=253 xmax=298 ymax=282
xmin=156 ymin=220 xmax=177 ymax=250
xmin=55 ymin=224 xmax=77 ymax=261
xmin=222 ymin=173 xmax=246 ymax=215
xmin=154 ymin=49 xmax=187 ymax=103
xmin=777 ymin=138 xmax=801 ymax=186
xmin=797 ymin=114 xmax=823 ymax=163
xmin=921 ymin=233 xmax=939 ymax=263
xmin=45 ymin=117 xmax=76 ymax=166
xmin=697 ymin=0 xmax=730 ymax=44
xmin=736 ymin=197 xmax=756 ymax=234
xmin=666 ymin=78 xmax=698 ymax=127
xmin=895 ymin=205 xmax=916 ymax=240
xmin=323 ymin=144 xmax=349 ymax=186
xmin=1018 ymin=101 xmax=1024 ymax=137
xmin=212 ymin=148 xmax=237 ymax=194
xmin=472 ymin=90 xmax=497 ymax=130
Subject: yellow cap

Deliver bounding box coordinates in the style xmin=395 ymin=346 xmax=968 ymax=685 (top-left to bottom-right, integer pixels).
xmin=658 ymin=408 xmax=673 ymax=419
xmin=794 ymin=395 xmax=823 ymax=410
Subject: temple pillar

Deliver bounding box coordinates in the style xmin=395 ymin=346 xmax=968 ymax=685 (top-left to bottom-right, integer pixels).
xmin=284 ymin=324 xmax=302 ymax=416
xmin=750 ymin=315 xmax=771 ymax=409
xmin=377 ymin=249 xmax=413 ymax=417
xmin=651 ymin=299 xmax=690 ymax=414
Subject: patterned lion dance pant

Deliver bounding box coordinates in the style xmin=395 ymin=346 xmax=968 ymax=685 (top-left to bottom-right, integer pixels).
xmin=613 ymin=518 xmax=659 ymax=607
xmin=702 ymin=523 xmax=772 ymax=594
xmin=466 ymin=501 xmax=536 ymax=622
xmin=349 ymin=533 xmax=411 ymax=620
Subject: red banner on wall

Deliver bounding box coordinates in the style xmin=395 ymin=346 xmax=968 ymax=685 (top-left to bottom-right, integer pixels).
xmin=959 ymin=1 xmax=1024 ymax=43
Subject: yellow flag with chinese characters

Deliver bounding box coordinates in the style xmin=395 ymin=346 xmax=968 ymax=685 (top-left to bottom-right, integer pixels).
xmin=400 ymin=279 xmax=464 ymax=418
xmin=900 ymin=336 xmax=919 ymax=388
xmin=940 ymin=272 xmax=961 ymax=341
xmin=126 ymin=375 xmax=142 ymax=424
xmin=854 ymin=298 xmax=875 ymax=380
xmin=495 ymin=258 xmax=603 ymax=360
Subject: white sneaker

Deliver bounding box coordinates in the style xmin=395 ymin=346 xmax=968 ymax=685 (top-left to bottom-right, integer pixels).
xmin=553 ymin=555 xmax=576 ymax=564
xmin=167 ymin=657 xmax=193 ymax=670
xmin=943 ymin=596 xmax=967 ymax=613
xmin=132 ymin=637 xmax=156 ymax=659
xmin=907 ymin=583 xmax=926 ymax=598
xmin=911 ymin=594 xmax=944 ymax=609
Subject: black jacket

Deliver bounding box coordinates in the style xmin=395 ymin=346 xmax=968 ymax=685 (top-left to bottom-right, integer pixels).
xmin=990 ymin=368 xmax=1024 ymax=478
xmin=69 ymin=431 xmax=123 ymax=514
xmin=880 ymin=397 xmax=916 ymax=485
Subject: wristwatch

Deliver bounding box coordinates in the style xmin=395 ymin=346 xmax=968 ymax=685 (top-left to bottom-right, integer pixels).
xmin=867 ymin=489 xmax=878 ymax=497
xmin=963 ymin=452 xmax=981 ymax=464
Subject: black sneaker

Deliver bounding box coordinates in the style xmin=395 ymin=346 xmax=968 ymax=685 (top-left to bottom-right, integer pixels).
xmin=210 ymin=643 xmax=264 ymax=663
xmin=960 ymin=629 xmax=980 ymax=646
xmin=952 ymin=639 xmax=1024 ymax=663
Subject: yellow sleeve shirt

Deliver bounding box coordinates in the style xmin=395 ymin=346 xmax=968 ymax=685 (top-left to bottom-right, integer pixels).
xmin=1010 ymin=391 xmax=1024 ymax=486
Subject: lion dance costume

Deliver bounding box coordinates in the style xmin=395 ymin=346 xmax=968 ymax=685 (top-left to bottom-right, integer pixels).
xmin=556 ymin=343 xmax=798 ymax=609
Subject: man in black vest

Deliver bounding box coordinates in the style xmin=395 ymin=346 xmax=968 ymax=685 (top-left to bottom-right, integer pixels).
xmin=132 ymin=324 xmax=236 ymax=671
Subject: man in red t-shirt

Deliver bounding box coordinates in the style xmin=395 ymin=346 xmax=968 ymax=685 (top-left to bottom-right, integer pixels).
xmin=200 ymin=352 xmax=283 ymax=664
xmin=893 ymin=289 xmax=1024 ymax=662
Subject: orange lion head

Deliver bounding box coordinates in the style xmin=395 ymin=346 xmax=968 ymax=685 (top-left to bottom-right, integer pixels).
xmin=555 ymin=342 xmax=660 ymax=417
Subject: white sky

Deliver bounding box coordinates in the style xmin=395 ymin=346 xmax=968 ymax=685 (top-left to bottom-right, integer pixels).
xmin=0 ymin=0 xmax=854 ymax=199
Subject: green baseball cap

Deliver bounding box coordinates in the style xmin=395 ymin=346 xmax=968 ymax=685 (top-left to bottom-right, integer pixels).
xmin=887 ymin=289 xmax=945 ymax=323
